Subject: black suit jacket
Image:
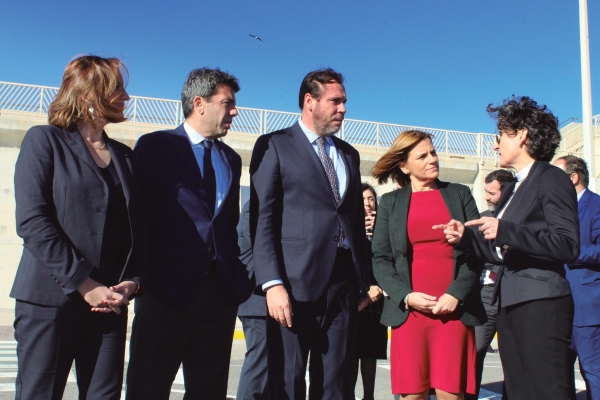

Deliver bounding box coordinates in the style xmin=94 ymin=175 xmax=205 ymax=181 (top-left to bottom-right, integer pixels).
xmin=134 ymin=124 xmax=252 ymax=309
xmin=250 ymin=122 xmax=369 ymax=302
xmin=371 ymin=181 xmax=486 ymax=328
xmin=457 ymin=161 xmax=580 ymax=307
xmin=237 ymin=201 xmax=267 ymax=317
xmin=11 ymin=125 xmax=141 ymax=307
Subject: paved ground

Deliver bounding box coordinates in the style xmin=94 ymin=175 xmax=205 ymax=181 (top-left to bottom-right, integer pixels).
xmin=0 ymin=313 xmax=589 ymax=399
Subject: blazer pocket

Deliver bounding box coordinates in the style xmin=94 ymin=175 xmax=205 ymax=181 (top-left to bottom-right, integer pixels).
xmin=515 ymin=270 xmax=552 ymax=283
xmin=581 ymin=273 xmax=600 ymax=285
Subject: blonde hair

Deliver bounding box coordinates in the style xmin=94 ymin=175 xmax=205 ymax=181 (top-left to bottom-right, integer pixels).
xmin=372 ymin=130 xmax=433 ymax=187
xmin=48 ymin=55 xmax=129 ymax=129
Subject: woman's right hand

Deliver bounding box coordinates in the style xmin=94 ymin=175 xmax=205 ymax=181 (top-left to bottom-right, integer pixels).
xmin=406 ymin=292 xmax=438 ymax=313
xmin=432 ymin=219 xmax=465 ymax=245
xmin=77 ymin=277 xmax=127 ymax=314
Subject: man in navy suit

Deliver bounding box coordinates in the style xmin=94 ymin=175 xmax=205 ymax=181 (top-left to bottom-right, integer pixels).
xmin=554 ymin=155 xmax=600 ymax=400
xmin=250 ymin=69 xmax=369 ymax=399
xmin=126 ymin=68 xmax=252 ymax=399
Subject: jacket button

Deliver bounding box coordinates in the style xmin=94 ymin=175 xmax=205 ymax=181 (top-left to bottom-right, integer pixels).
xmin=207 ymin=246 xmax=213 ymax=254
xmin=333 ymin=236 xmax=339 ymax=242
xmin=503 ymin=245 xmax=509 ymax=249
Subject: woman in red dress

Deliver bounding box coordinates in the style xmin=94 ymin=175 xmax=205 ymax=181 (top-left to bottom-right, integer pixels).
xmin=371 ymin=130 xmax=486 ymax=400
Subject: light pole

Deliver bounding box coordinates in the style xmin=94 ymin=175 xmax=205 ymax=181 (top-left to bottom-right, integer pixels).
xmin=580 ymin=0 xmax=595 ymax=191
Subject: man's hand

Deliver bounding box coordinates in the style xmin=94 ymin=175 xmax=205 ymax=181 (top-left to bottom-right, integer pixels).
xmin=465 ymin=217 xmax=499 ymax=240
xmin=367 ymin=285 xmax=383 ymax=303
xmin=406 ymin=292 xmax=437 ymax=313
xmin=431 ymin=293 xmax=459 ymax=315
xmin=365 ymin=211 xmax=376 ymax=237
xmin=266 ymin=284 xmax=294 ymax=328
xmin=432 ymin=219 xmax=465 ymax=245
xmin=77 ymin=277 xmax=127 ymax=314
xmin=110 ymin=280 xmax=138 ymax=300
xmin=358 ymin=297 xmax=371 ymax=311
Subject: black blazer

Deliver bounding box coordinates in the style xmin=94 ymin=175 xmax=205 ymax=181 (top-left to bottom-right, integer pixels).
xmin=11 ymin=125 xmax=141 ymax=307
xmin=134 ymin=124 xmax=253 ymax=309
xmin=457 ymin=161 xmax=580 ymax=307
xmin=371 ymin=181 xmax=486 ymax=328
xmin=237 ymin=201 xmax=267 ymax=317
xmin=250 ymin=122 xmax=369 ymax=302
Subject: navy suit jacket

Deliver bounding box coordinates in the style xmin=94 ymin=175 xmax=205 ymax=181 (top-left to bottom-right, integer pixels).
xmin=250 ymin=122 xmax=369 ymax=302
xmin=11 ymin=125 xmax=141 ymax=307
xmin=566 ymin=188 xmax=600 ymax=327
xmin=134 ymin=124 xmax=252 ymax=309
xmin=237 ymin=201 xmax=267 ymax=317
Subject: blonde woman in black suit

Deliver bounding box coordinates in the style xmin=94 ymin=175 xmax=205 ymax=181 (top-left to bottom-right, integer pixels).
xmin=11 ymin=55 xmax=142 ymax=399
xmin=435 ymin=96 xmax=580 ymax=399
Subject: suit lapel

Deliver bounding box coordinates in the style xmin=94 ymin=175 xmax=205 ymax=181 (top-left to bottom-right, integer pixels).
xmin=288 ymin=123 xmax=338 ymax=207
xmin=438 ymin=182 xmax=462 ymax=221
xmin=172 ymin=124 xmax=213 ymax=216
xmin=500 ymin=161 xmax=542 ymax=223
xmin=213 ymin=140 xmax=233 ymax=218
xmin=494 ymin=179 xmax=516 ymax=217
xmin=578 ymin=189 xmax=591 ymax=217
xmin=64 ymin=128 xmax=104 ymax=182
xmin=392 ymin=186 xmax=411 ymax=254
xmin=107 ymin=137 xmax=132 ymax=205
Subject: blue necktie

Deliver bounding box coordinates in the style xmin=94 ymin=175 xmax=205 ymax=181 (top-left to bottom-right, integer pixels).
xmin=203 ymin=140 xmax=216 ymax=213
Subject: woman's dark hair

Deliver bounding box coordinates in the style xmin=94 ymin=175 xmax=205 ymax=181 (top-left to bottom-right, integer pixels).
xmin=487 ymin=96 xmax=560 ymax=161
xmin=361 ymin=182 xmax=378 ymax=212
xmin=298 ymin=68 xmax=344 ymax=110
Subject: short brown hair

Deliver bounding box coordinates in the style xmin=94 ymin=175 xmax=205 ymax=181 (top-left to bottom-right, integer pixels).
xmin=298 ymin=68 xmax=344 ymax=110
xmin=372 ymin=130 xmax=433 ymax=187
xmin=48 ymin=55 xmax=129 ymax=129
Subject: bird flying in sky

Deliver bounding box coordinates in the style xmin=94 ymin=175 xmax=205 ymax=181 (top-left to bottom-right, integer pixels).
xmin=249 ymin=34 xmax=263 ymax=42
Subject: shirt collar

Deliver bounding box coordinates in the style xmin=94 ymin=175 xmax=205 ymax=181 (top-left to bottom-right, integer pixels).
xmin=578 ymin=188 xmax=587 ymax=202
xmin=298 ymin=118 xmax=334 ymax=146
xmin=183 ymin=121 xmax=211 ymax=146
xmin=516 ymin=162 xmax=534 ymax=182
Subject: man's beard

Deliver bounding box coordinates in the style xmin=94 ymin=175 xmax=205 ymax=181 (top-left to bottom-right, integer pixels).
xmin=487 ymin=202 xmax=496 ymax=212
xmin=314 ymin=118 xmax=340 ymax=136
xmin=313 ymin=104 xmax=342 ymax=136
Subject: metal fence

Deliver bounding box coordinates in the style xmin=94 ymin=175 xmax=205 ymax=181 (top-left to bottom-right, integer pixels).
xmin=0 ymin=80 xmax=510 ymax=158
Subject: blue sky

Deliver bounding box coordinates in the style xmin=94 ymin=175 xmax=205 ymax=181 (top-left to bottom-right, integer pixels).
xmin=1 ymin=0 xmax=598 ymax=133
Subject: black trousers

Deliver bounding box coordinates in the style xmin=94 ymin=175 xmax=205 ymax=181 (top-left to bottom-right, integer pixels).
xmin=14 ymin=299 xmax=127 ymax=400
xmin=237 ymin=316 xmax=269 ymax=400
xmin=465 ymin=285 xmax=498 ymax=400
xmin=498 ymin=295 xmax=574 ymax=400
xmin=125 ymin=271 xmax=238 ymax=400
xmin=267 ymin=248 xmax=358 ymax=400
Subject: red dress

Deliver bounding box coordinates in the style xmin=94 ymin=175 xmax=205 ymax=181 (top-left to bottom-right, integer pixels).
xmin=390 ymin=190 xmax=476 ymax=395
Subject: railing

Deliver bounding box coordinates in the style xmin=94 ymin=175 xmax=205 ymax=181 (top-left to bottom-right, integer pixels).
xmin=1 ymin=80 xmax=502 ymax=158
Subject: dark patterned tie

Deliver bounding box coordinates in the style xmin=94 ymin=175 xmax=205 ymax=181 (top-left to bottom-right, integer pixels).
xmin=203 ymin=140 xmax=216 ymax=213
xmin=316 ymin=137 xmax=345 ymax=245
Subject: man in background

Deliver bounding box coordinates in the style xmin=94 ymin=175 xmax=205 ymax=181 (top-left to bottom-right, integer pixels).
xmin=554 ymin=155 xmax=600 ymax=400
xmin=466 ymin=169 xmax=514 ymax=400
xmin=237 ymin=200 xmax=268 ymax=399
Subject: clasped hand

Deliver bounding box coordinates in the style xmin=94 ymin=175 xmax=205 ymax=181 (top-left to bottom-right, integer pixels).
xmin=77 ymin=277 xmax=138 ymax=314
xmin=407 ymin=292 xmax=459 ymax=315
